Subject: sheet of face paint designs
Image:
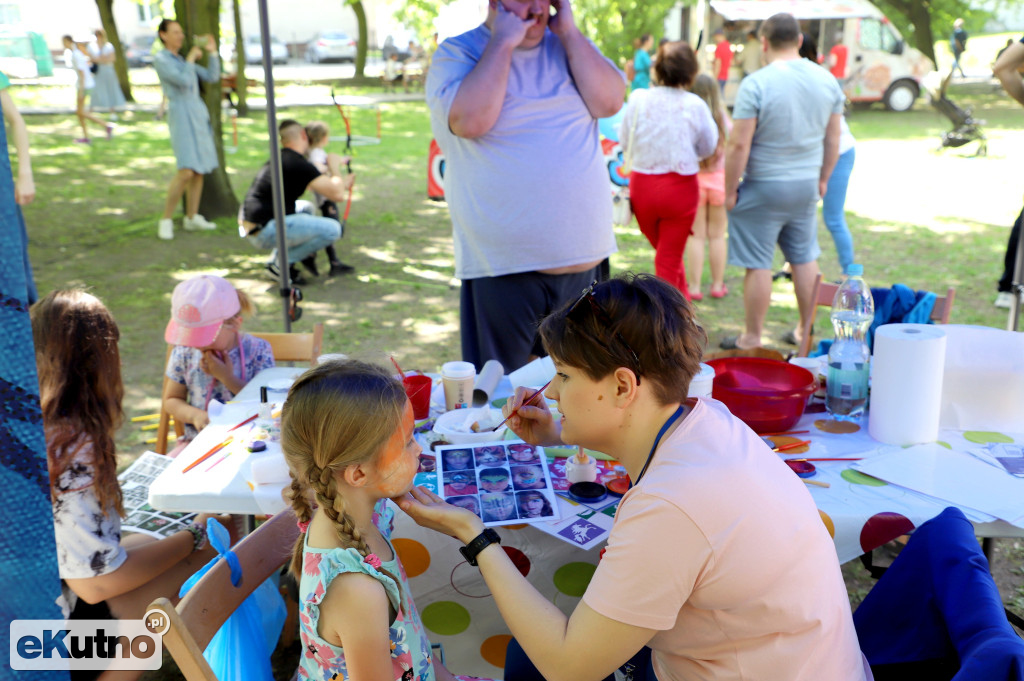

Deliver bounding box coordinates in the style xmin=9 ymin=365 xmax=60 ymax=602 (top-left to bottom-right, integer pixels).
xmin=415 ymin=442 xmax=624 ymax=550
xmin=430 ymin=441 xmax=562 ymax=527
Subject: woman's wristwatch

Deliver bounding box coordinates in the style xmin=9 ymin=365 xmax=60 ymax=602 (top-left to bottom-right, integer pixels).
xmin=459 ymin=528 xmax=501 ymax=566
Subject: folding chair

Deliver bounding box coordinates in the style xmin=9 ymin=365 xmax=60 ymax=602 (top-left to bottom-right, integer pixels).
xmin=853 ymin=507 xmax=1024 ymax=680
xmin=154 ymin=323 xmax=324 ymax=454
xmin=148 ymin=509 xmax=300 ymax=681
xmin=796 ymin=274 xmax=955 ymax=358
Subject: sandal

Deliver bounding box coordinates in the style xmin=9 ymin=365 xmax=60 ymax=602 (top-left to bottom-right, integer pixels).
xmin=689 ymin=291 xmax=703 ymax=302
xmin=710 ymin=285 xmax=728 ymax=299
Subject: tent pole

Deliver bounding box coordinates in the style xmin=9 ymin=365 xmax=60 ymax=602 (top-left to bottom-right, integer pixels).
xmin=256 ymin=0 xmax=292 ymax=330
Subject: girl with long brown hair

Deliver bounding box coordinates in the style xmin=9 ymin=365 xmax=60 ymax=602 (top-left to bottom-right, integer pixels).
xmin=34 ymin=289 xmax=226 ymax=632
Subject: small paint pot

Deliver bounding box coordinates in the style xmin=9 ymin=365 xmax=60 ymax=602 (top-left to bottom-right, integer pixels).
xmin=568 ymin=481 xmax=607 ymax=503
xmin=247 ymin=440 xmax=267 ymax=453
xmin=606 ymin=477 xmax=630 ymax=497
xmin=785 ymin=459 xmax=816 ymax=478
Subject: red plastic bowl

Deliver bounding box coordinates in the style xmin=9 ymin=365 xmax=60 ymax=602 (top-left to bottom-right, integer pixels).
xmin=707 ymin=357 xmax=816 ymax=433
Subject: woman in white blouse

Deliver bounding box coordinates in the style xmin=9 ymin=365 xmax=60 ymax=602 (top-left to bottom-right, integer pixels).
xmin=619 ymin=41 xmax=718 ymax=298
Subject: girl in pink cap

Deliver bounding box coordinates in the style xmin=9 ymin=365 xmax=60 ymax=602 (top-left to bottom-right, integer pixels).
xmin=163 ymin=275 xmax=274 ymax=447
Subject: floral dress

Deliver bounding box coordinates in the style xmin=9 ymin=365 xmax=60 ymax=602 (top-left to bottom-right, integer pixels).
xmin=297 ymin=501 xmax=491 ymax=681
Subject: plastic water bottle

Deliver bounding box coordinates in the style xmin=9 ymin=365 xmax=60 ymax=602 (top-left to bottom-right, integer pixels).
xmin=826 ymin=264 xmax=874 ymax=421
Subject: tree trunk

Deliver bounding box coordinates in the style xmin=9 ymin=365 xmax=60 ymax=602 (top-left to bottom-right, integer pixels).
xmin=351 ymin=0 xmax=368 ymax=78
xmin=883 ymin=0 xmax=937 ymax=65
xmin=174 ymin=0 xmax=239 ymax=218
xmin=94 ymin=0 xmax=134 ymax=102
xmin=232 ymin=0 xmax=248 ymax=115
xmin=908 ymin=1 xmax=936 ymax=66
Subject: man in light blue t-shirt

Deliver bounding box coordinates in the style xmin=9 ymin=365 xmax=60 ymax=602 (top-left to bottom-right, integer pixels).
xmin=722 ymin=13 xmax=844 ymax=352
xmin=427 ymin=0 xmax=624 ymax=371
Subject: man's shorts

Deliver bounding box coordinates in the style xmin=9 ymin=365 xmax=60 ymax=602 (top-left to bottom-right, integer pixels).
xmin=727 ymin=178 xmax=821 ymax=270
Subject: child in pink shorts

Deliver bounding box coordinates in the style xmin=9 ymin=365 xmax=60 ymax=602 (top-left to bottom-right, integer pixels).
xmin=686 ymin=74 xmax=732 ymax=301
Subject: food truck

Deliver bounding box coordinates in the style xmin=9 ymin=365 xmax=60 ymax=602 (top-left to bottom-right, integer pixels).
xmin=684 ymin=0 xmax=934 ymax=111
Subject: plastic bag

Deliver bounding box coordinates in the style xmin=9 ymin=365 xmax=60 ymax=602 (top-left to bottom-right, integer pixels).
xmin=178 ymin=518 xmax=287 ymax=681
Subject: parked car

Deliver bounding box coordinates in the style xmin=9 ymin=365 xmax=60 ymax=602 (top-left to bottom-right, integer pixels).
xmin=305 ymin=31 xmax=356 ymax=63
xmin=242 ymin=34 xmax=288 ymax=65
xmin=124 ymin=34 xmax=156 ymax=68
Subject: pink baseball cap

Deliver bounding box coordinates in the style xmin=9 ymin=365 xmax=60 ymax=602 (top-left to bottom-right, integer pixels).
xmin=164 ymin=275 xmax=241 ymax=348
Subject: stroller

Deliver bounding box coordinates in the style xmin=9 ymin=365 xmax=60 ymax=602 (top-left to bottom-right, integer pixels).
xmin=926 ymin=69 xmax=987 ymax=156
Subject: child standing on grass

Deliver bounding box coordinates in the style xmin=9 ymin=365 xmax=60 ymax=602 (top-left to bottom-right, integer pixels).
xmin=303 ymin=120 xmax=355 ymax=276
xmin=282 ymin=360 xmax=491 ymax=681
xmin=33 ymin=290 xmax=231 ymax=645
xmin=163 ymin=274 xmax=274 ymax=446
xmin=685 ymin=73 xmax=732 ymax=301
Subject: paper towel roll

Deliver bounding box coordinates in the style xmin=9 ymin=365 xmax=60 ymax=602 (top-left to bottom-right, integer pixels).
xmin=868 ymin=324 xmax=947 ymax=445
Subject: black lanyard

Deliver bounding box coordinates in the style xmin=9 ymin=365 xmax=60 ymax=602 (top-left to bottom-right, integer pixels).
xmin=631 ymin=405 xmax=685 ymax=488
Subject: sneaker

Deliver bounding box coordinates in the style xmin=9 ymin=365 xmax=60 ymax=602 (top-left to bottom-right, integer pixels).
xmin=328 ymin=261 xmax=355 ymax=276
xmin=183 ymin=214 xmax=217 ymax=231
xmin=73 ymin=137 xmax=91 ymax=144
xmin=157 ymin=218 xmax=174 ymax=240
xmin=106 ymin=124 xmax=114 ymax=140
xmin=995 ymin=291 xmax=1017 ymax=309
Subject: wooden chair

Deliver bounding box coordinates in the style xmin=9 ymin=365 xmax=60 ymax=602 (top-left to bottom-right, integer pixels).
xmin=704 ymin=347 xmax=786 ymax=362
xmin=154 ymin=323 xmax=324 ymax=454
xmin=796 ymin=274 xmax=955 ymax=358
xmin=148 ymin=509 xmax=299 ymax=681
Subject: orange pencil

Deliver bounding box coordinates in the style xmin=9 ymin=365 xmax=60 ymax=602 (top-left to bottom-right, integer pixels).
xmin=182 ymin=436 xmax=233 ymax=473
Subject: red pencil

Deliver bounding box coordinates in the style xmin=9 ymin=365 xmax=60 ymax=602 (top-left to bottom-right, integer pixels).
xmin=787 ymin=457 xmax=863 ymax=462
xmin=182 ymin=436 xmax=233 ymax=473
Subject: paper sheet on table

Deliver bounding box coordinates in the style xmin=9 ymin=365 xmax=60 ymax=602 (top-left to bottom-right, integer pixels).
xmin=253 ymin=483 xmax=288 ymax=515
xmin=852 ymin=443 xmax=1024 ymax=527
xmin=508 ymin=356 xmax=555 ymax=389
xmin=207 ymin=400 xmax=265 ymax=427
xmin=939 ymin=325 xmax=1024 ymax=432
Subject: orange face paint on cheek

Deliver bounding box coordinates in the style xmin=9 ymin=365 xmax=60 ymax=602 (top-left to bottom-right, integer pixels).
xmin=372 ymin=404 xmax=419 ymax=497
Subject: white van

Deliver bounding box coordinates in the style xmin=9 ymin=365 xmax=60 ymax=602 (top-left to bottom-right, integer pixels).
xmin=680 ymin=0 xmax=934 ymax=111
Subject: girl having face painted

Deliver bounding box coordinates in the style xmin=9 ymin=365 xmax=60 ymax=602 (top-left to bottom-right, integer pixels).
xmin=282 ymin=359 xmax=494 ymax=681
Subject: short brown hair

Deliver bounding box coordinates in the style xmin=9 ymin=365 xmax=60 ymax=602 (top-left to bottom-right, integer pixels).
xmin=653 ymin=41 xmax=699 ymax=89
xmin=761 ymin=13 xmax=800 ymax=50
xmin=539 ymin=274 xmax=707 ymax=405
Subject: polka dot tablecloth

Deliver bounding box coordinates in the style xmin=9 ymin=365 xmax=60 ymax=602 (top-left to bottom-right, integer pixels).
xmin=392 ymin=513 xmax=604 ymax=679
xmin=392 ymin=411 xmax=1024 ymax=677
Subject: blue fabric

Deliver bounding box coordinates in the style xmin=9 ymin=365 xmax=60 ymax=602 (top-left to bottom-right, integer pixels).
xmin=153 ymin=49 xmax=220 ymax=173
xmin=0 ymin=86 xmax=66 ymax=679
xmin=853 ymin=507 xmax=1024 ymax=680
xmin=822 ymin=147 xmax=855 ymax=274
xmin=813 ymin=283 xmax=937 ymax=356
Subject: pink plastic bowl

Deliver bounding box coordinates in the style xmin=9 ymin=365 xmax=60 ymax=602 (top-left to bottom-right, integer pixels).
xmin=707 ymin=357 xmax=816 ymax=433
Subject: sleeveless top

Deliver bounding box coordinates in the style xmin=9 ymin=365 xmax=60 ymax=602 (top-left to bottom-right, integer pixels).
xmin=296 ymin=501 xmax=432 ymax=681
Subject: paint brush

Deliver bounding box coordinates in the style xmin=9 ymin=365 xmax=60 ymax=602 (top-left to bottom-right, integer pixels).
xmin=491 ymin=379 xmax=553 ymax=432
xmin=773 ymin=439 xmax=812 ymax=453
xmin=182 ymin=436 xmax=234 ymax=473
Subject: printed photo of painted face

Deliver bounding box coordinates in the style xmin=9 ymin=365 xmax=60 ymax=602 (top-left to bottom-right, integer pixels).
xmin=480 ymin=492 xmax=517 ymax=522
xmin=473 ymin=445 xmax=507 ymax=466
xmin=508 ymin=443 xmax=540 ymax=464
xmin=443 ymin=471 xmax=478 ymax=496
xmin=447 ymin=495 xmax=481 ymax=518
xmin=511 ymin=464 xmax=546 ymax=490
xmin=478 ymin=467 xmax=511 ymax=493
xmin=443 ymin=448 xmax=473 ymax=471
xmin=516 ymin=490 xmax=553 ymax=518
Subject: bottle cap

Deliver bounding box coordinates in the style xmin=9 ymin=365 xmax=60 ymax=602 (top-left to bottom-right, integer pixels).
xmin=845 ymin=264 xmax=863 ymax=276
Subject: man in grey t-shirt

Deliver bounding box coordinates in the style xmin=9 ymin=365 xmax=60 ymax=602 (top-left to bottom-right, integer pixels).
xmin=427 ymin=0 xmax=623 ymax=371
xmin=722 ymin=13 xmax=844 ymax=351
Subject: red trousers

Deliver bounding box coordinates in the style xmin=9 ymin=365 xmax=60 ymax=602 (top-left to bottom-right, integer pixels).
xmin=629 ymin=171 xmax=699 ymax=298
